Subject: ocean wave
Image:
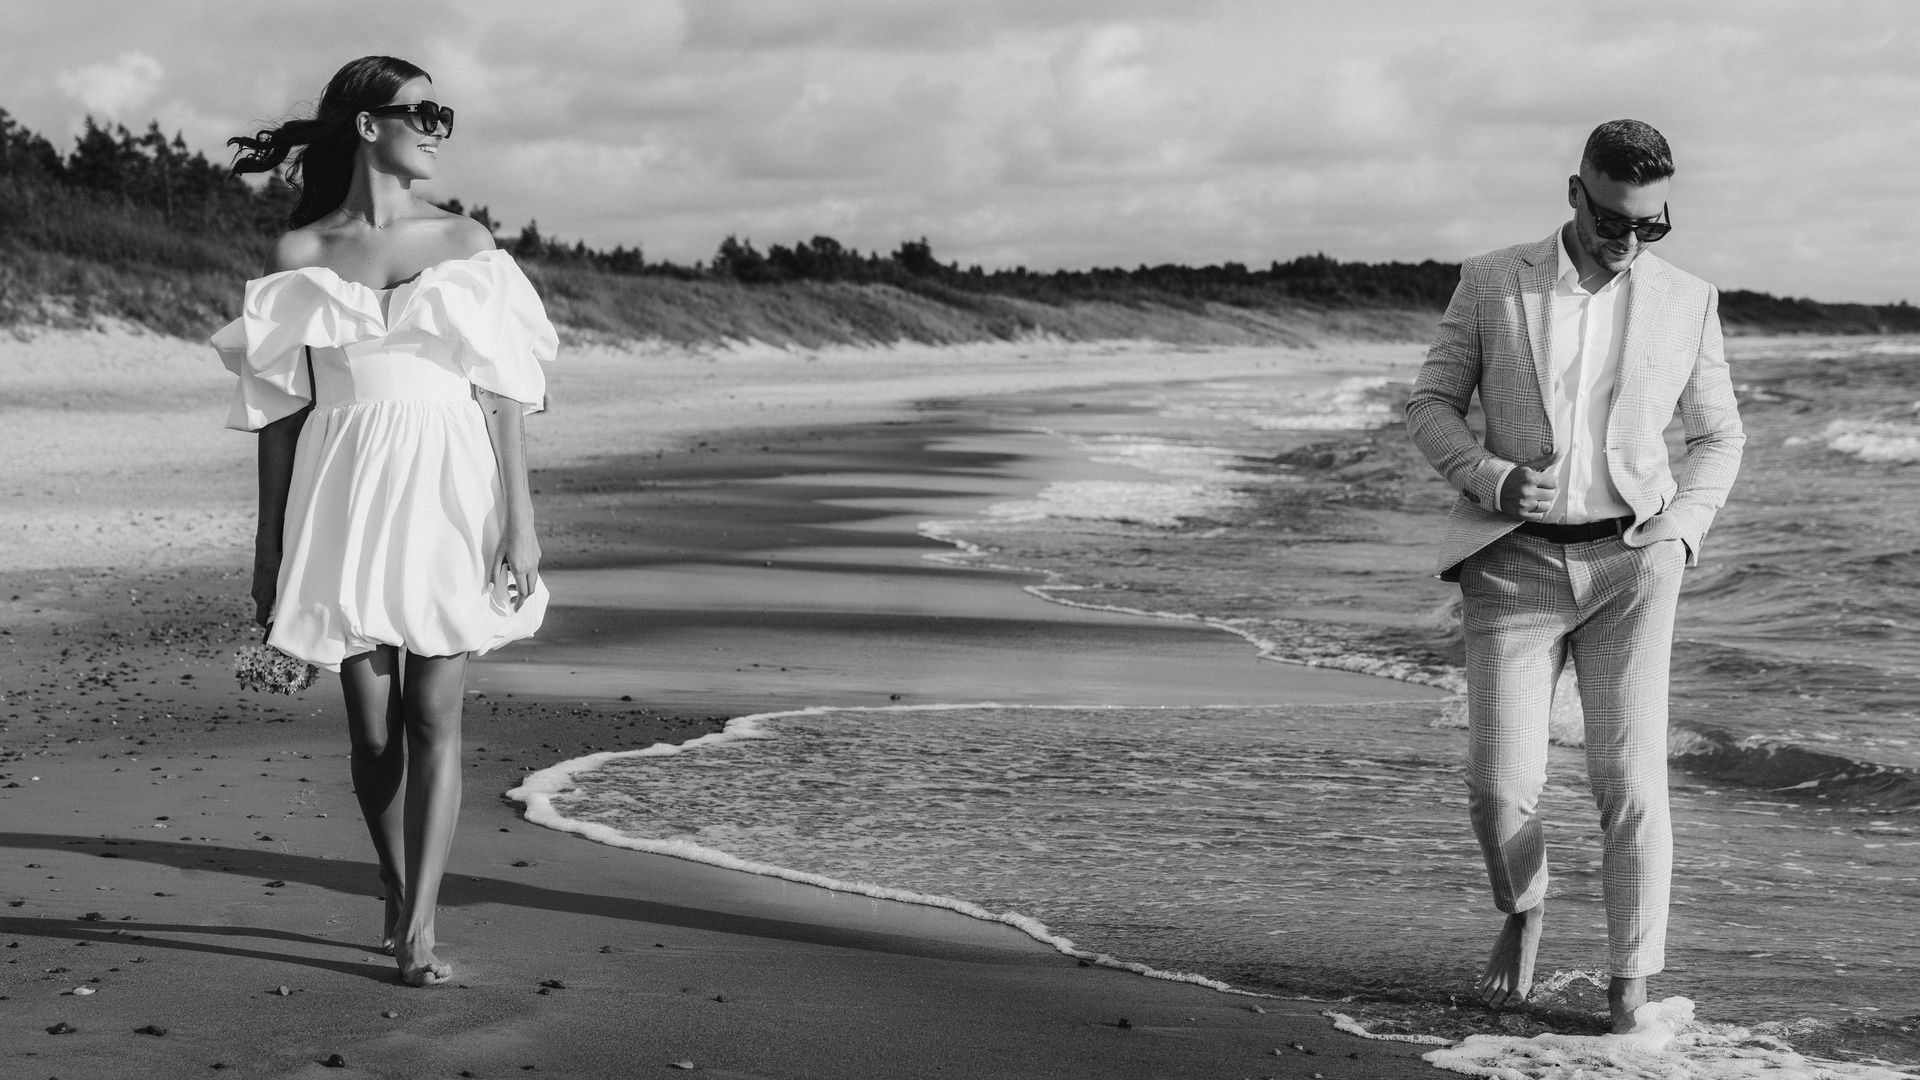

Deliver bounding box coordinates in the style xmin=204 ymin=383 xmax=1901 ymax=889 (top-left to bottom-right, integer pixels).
xmin=507 ymin=703 xmax=1267 ymax=997
xmin=1077 ymin=434 xmax=1253 ymax=482
xmin=508 ymin=704 xmax=1918 ymax=1075
xmin=979 ymin=479 xmax=1246 ymax=527
xmin=1669 ymin=724 xmax=1920 ymax=810
xmin=1251 ymin=375 xmax=1408 ymax=431
xmin=1154 ymin=374 xmax=1409 ymax=432
xmin=1824 ymin=419 xmax=1920 ymax=464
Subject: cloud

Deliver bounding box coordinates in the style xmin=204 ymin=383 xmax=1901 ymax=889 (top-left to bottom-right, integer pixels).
xmin=682 ymin=0 xmax=1223 ymax=52
xmin=0 ymin=0 xmax=1913 ymax=301
xmin=56 ymin=50 xmax=164 ymax=121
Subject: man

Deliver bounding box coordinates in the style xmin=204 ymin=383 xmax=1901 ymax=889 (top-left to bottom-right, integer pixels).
xmin=1405 ymin=119 xmax=1743 ymax=1033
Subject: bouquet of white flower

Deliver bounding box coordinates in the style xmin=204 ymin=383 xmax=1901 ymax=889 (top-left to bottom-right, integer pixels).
xmin=233 ymin=643 xmax=319 ymax=695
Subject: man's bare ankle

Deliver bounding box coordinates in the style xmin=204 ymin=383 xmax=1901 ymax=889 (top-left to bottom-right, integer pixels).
xmin=1608 ymin=976 xmax=1649 ymax=1032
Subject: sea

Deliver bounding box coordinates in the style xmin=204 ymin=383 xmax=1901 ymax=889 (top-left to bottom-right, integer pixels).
xmin=511 ymin=335 xmax=1920 ymax=1078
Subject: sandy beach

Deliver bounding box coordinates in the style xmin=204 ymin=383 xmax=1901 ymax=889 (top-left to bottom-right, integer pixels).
xmin=1 ymin=324 xmax=1456 ymax=1078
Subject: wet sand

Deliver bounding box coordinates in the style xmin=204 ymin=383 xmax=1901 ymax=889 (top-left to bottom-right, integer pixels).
xmin=2 ymin=328 xmax=1446 ymax=1077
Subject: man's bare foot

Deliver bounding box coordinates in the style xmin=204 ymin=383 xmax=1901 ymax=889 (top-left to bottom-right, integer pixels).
xmin=1608 ymin=976 xmax=1648 ymax=1033
xmin=1477 ymin=904 xmax=1544 ymax=1008
xmin=395 ymin=936 xmax=451 ymax=987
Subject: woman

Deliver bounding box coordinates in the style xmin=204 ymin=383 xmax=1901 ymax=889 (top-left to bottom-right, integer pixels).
xmin=213 ymin=55 xmax=556 ymax=986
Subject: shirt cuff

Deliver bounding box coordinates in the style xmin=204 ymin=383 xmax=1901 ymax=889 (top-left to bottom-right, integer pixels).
xmin=1489 ymin=463 xmax=1517 ymax=512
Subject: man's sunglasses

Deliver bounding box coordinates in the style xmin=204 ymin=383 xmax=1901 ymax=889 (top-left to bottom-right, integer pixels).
xmin=368 ymin=100 xmax=455 ymax=139
xmin=1576 ymin=175 xmax=1670 ymax=242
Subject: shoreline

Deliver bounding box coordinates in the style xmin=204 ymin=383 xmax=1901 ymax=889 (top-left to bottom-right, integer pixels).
xmin=3 ymin=334 xmax=1452 ymax=1077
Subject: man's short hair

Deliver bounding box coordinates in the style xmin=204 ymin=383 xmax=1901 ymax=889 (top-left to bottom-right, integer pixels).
xmin=1581 ymin=120 xmax=1674 ymax=185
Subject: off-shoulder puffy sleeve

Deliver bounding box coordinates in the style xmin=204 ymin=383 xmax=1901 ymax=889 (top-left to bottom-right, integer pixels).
xmin=210 ymin=271 xmax=382 ymax=432
xmin=408 ymin=250 xmax=558 ymax=413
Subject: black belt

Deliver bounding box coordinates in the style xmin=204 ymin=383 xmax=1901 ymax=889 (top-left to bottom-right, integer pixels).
xmin=1515 ymin=516 xmax=1631 ymax=543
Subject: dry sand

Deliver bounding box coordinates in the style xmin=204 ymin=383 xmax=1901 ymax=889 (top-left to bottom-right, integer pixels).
xmin=2 ymin=324 xmax=1449 ymax=1078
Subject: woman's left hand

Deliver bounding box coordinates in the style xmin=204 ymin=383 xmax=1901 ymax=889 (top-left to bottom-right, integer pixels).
xmin=492 ymin=525 xmax=542 ymax=612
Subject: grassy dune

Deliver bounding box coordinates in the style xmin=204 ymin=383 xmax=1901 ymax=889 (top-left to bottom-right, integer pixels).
xmin=525 ymin=264 xmax=1439 ymax=348
xmin=0 ymin=182 xmax=1435 ymax=347
xmin=3 ymin=176 xmax=1913 ymax=348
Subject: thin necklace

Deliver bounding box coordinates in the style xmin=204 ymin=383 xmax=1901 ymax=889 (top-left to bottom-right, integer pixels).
xmin=347 ymin=208 xmax=408 ymax=229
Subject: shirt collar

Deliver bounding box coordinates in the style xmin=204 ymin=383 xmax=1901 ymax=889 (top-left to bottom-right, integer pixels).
xmin=1556 ymin=226 xmax=1630 ymax=295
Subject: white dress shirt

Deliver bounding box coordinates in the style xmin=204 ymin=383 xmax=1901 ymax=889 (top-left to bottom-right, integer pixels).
xmin=1545 ymin=227 xmax=1633 ymax=524
xmin=1491 ymin=228 xmax=1636 ymax=523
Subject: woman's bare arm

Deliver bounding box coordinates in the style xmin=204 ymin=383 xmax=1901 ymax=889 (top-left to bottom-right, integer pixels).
xmin=252 ymin=407 xmax=306 ymax=627
xmin=248 ymin=234 xmax=325 ymax=629
xmin=477 ymin=388 xmax=540 ymax=608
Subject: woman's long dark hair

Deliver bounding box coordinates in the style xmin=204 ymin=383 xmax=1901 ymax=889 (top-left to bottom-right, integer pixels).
xmin=228 ymin=55 xmax=430 ymax=228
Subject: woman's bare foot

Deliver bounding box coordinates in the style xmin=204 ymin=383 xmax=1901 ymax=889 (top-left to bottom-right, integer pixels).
xmin=1608 ymin=976 xmax=1648 ymax=1033
xmin=1477 ymin=904 xmax=1544 ymax=1008
xmin=395 ymin=935 xmax=451 ymax=987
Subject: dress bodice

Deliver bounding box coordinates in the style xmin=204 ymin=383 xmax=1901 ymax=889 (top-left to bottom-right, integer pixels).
xmin=211 ymin=249 xmax=557 ymax=430
xmin=310 ymin=335 xmax=475 ymax=408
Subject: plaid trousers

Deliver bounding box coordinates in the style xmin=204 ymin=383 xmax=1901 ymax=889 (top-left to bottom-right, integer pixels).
xmin=1457 ymin=531 xmax=1685 ymax=979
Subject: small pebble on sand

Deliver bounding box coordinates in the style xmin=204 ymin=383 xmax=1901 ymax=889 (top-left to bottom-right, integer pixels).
xmin=669 ymin=1062 xmax=695 ymax=1071
xmin=382 ymin=1010 xmax=399 ymax=1018
xmin=322 ymin=1052 xmax=346 ymax=1067
xmin=47 ymin=1021 xmax=78 ymax=1034
xmin=69 ymin=986 xmax=95 ymax=995
xmin=272 ymin=985 xmax=291 ymax=996
xmin=135 ymin=1023 xmax=167 ymax=1036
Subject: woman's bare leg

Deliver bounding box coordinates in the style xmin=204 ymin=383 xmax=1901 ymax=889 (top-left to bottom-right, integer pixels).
xmin=340 ymin=646 xmax=406 ymax=952
xmin=393 ymin=650 xmax=468 ymax=986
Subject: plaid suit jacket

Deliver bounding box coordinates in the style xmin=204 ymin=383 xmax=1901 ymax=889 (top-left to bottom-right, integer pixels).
xmin=1406 ymin=230 xmax=1745 ymax=581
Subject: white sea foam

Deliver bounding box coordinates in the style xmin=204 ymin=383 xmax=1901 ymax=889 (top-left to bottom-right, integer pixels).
xmin=1823 ymin=419 xmax=1920 ymax=464
xmin=1079 ymin=435 xmax=1251 ymax=481
xmin=1423 ymin=997 xmax=1917 ymax=1079
xmin=967 ymin=434 xmax=1255 ymax=527
xmin=1157 ymin=374 xmax=1407 ymax=432
xmin=1325 ymin=1011 xmax=1453 ymax=1045
xmin=981 ymin=479 xmax=1244 ymax=527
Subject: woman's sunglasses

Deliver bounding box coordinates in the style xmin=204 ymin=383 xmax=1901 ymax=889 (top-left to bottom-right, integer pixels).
xmin=1576 ymin=176 xmax=1670 ymax=242
xmin=368 ymin=100 xmax=455 ymax=139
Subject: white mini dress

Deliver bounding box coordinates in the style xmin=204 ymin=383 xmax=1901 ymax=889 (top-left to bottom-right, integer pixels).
xmin=212 ymin=249 xmax=558 ymax=671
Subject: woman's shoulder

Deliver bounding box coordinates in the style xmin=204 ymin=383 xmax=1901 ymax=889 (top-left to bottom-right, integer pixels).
xmin=420 ymin=204 xmax=498 ymax=259
xmin=265 ymin=228 xmax=329 ymax=275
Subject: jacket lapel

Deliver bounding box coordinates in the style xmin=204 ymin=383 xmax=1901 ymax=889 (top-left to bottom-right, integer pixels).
xmin=1618 ymin=253 xmax=1670 ymax=393
xmin=1517 ymin=232 xmax=1560 ymax=417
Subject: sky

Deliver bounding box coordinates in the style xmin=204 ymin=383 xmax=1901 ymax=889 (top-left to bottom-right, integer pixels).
xmin=1 ymin=0 xmax=1914 ymax=304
